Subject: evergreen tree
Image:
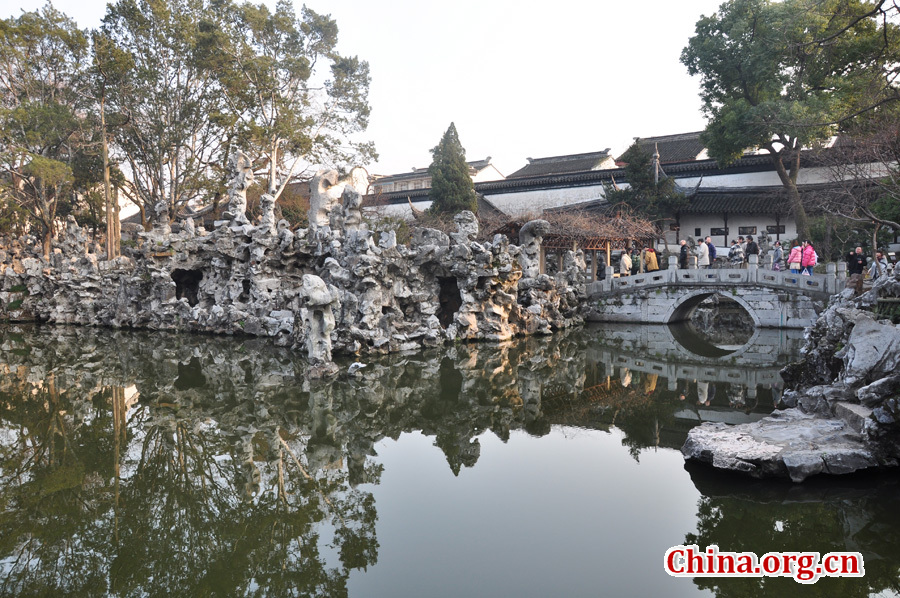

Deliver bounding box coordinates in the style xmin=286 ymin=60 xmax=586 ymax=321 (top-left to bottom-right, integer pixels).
xmin=427 ymin=123 xmax=477 ymax=215
xmin=0 ymin=5 xmax=91 ymax=257
xmin=606 ymin=142 xmax=688 ymax=240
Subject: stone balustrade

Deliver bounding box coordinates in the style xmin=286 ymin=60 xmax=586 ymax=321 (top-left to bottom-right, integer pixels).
xmin=587 ymin=254 xmax=843 ymax=300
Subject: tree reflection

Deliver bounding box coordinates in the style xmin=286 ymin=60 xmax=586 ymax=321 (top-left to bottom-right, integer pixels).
xmin=0 ymin=322 xmax=814 ymax=595
xmin=684 ymin=467 xmax=900 ymax=597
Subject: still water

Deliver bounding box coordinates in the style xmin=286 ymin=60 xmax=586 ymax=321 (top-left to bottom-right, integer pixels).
xmin=0 ymin=322 xmax=898 ymax=597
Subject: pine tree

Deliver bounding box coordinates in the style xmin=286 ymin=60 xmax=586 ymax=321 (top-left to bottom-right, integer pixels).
xmin=427 ymin=123 xmax=477 ymax=215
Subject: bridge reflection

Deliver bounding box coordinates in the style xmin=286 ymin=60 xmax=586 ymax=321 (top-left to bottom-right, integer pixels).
xmin=538 ymin=323 xmax=804 ymax=449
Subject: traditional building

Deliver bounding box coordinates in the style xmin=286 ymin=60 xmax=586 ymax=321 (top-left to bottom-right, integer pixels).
xmin=366 ymin=133 xmax=851 ymax=251
xmin=370 ymin=157 xmax=503 ymax=194
xmin=506 ymin=149 xmax=617 ymax=178
xmin=617 ymin=131 xmax=708 ymax=164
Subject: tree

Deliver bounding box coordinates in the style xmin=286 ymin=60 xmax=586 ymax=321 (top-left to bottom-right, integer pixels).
xmin=812 ymin=109 xmax=900 ymax=255
xmin=681 ymin=0 xmax=900 ymax=241
xmin=607 ymin=141 xmax=689 ymax=244
xmin=0 ymin=4 xmax=90 ymax=257
xmin=100 ymin=0 xmax=228 ymax=230
xmin=427 ymin=123 xmax=477 ymax=215
xmin=89 ymin=31 xmax=134 ymax=256
xmin=207 ymin=0 xmax=375 ymax=200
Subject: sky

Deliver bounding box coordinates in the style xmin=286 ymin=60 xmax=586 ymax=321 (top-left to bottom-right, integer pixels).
xmin=7 ymin=0 xmax=726 ymax=178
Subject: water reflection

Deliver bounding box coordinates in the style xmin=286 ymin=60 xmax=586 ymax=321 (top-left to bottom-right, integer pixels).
xmin=0 ymin=323 xmax=895 ymax=597
xmin=686 ymin=465 xmax=900 ymax=597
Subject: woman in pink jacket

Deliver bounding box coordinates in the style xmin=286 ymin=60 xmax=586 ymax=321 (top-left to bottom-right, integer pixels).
xmin=787 ymin=240 xmax=802 ymax=274
xmin=800 ymin=240 xmax=817 ymax=275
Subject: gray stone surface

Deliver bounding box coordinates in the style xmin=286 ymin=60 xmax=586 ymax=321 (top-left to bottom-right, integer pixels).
xmin=683 ymin=408 xmax=882 ymax=482
xmin=685 ymin=266 xmax=900 ymax=481
xmin=0 ymin=164 xmax=584 ymax=374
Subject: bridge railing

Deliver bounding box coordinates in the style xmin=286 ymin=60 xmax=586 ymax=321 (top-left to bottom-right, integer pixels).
xmin=587 ymin=255 xmax=843 ymax=298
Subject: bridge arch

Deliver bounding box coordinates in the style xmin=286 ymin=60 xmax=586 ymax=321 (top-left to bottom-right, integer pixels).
xmin=663 ymin=289 xmax=761 ymax=328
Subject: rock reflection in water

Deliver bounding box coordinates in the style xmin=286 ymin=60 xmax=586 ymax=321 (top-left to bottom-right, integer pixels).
xmin=689 ymin=295 xmax=756 ymax=348
xmin=2 ymin=322 xmax=887 ymax=597
xmin=0 ymin=324 xmax=592 ymax=596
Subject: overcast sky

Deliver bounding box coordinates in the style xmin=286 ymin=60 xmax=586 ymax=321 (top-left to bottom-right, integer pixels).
xmin=8 ymin=0 xmax=725 ymax=177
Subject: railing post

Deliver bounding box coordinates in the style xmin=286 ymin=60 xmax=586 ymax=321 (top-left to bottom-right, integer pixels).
xmin=837 ymin=261 xmax=847 ymax=281
xmin=748 ymin=254 xmax=758 ymax=274
xmin=668 ymin=255 xmax=677 ymax=271
xmin=826 ymin=262 xmax=837 ymax=294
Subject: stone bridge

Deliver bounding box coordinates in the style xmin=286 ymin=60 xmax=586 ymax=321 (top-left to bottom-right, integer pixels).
xmin=585 ymin=256 xmax=843 ymax=328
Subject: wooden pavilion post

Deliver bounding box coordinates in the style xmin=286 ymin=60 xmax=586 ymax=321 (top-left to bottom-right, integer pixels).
xmin=605 ymin=241 xmax=611 ymax=275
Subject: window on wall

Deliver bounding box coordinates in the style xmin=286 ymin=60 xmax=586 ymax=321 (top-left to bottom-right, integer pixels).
xmin=710 ymin=227 xmax=728 ymax=236
xmin=767 ymin=225 xmax=786 ymax=234
xmin=738 ymin=226 xmax=757 ymax=235
xmin=399 ymin=183 xmax=408 ymax=191
xmin=414 ymin=181 xmax=422 ymax=189
xmin=694 ymin=228 xmax=702 ymax=237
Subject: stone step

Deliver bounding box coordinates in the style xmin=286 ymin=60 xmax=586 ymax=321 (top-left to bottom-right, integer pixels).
xmin=833 ymin=401 xmax=873 ymax=433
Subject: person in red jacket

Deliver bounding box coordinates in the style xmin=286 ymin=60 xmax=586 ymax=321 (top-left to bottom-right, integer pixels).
xmin=800 ymin=240 xmax=817 ymax=275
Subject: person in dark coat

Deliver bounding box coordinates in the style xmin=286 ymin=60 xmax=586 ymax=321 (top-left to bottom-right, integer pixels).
xmin=745 ymin=235 xmax=759 ymax=265
xmin=847 ymin=246 xmax=866 ymax=276
xmin=679 ymin=239 xmax=689 ymax=269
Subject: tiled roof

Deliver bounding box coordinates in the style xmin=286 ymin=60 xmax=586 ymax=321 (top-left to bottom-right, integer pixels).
xmin=621 ymin=131 xmax=706 ymax=164
xmin=367 ymin=150 xmax=841 ymax=206
xmin=681 ymin=187 xmax=793 ymax=215
xmin=506 ymin=149 xmax=613 ymax=178
xmin=374 ymin=158 xmax=494 ymax=184
xmin=544 ymin=183 xmax=833 ymax=217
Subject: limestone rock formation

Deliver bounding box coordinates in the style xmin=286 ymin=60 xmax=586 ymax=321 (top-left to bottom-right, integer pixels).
xmin=298 ymin=274 xmax=341 ymax=378
xmin=0 ymin=160 xmax=585 ymax=377
xmin=309 ymin=167 xmax=368 ymax=230
xmin=684 ymin=266 xmax=900 ymax=480
xmin=224 ymin=150 xmax=254 ymax=226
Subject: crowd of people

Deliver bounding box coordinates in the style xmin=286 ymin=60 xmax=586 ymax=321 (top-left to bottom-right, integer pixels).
xmin=615 ymin=235 xmax=895 ymax=279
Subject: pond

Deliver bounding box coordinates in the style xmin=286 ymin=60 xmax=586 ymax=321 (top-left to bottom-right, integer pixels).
xmin=0 ymin=322 xmax=898 ymax=597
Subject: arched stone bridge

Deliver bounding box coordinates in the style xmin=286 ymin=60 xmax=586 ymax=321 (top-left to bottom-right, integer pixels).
xmin=585 ymin=259 xmax=842 ymax=328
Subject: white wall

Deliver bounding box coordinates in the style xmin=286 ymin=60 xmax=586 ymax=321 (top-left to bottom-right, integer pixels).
xmin=675 ymin=214 xmax=797 ymax=245
xmin=364 ymin=201 xmax=433 ymax=220
xmin=473 ymin=164 xmax=506 ymax=182
xmin=676 ymin=164 xmax=835 ymax=188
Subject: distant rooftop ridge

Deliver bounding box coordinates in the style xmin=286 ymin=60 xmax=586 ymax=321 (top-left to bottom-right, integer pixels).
xmin=374 ymin=157 xmax=493 ymax=182
xmin=524 ymin=148 xmax=612 ymax=164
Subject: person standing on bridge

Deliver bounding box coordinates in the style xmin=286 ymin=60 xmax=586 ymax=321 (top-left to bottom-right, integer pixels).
xmin=801 ymin=240 xmax=817 ymax=275
xmin=705 ymin=237 xmax=717 ymax=268
xmin=729 ymin=239 xmax=744 ymax=266
xmin=744 ymin=235 xmax=759 ymax=267
xmin=772 ymin=240 xmax=783 ymax=271
xmin=620 ymin=250 xmax=632 ymax=277
xmin=697 ymin=238 xmax=710 ymax=269
xmin=642 ymin=245 xmax=659 ymax=272
xmin=788 ymin=240 xmax=802 ymax=273
xmin=679 ymin=239 xmax=689 ymax=269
